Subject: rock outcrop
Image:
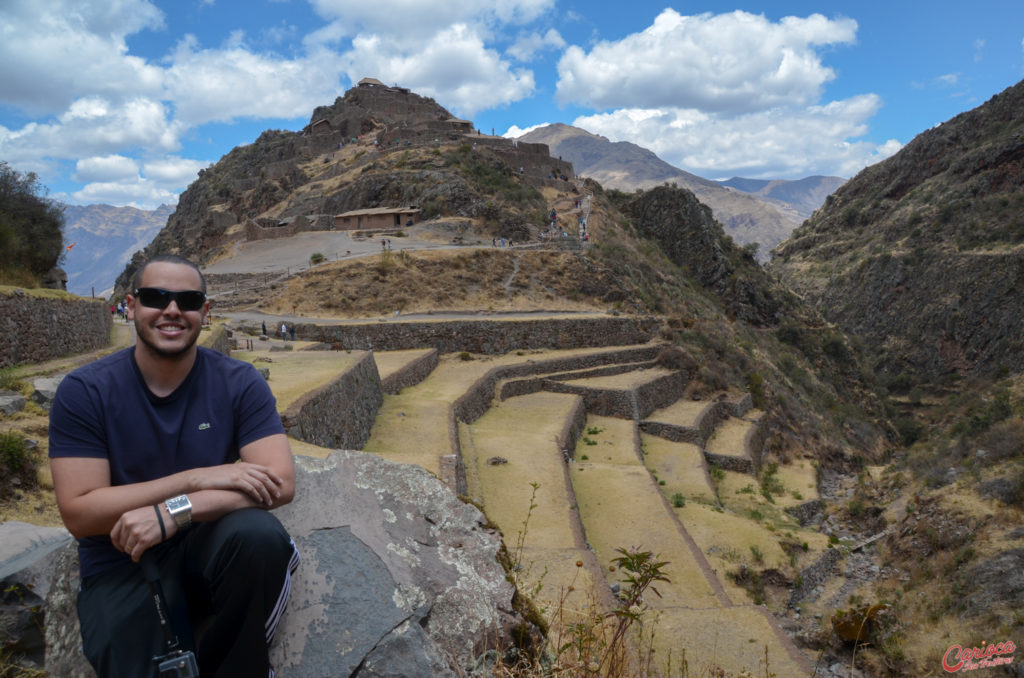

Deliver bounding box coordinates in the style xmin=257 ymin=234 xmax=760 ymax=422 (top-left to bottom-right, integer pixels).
xmin=623 ymin=184 xmax=789 ymax=326
xmin=44 ymin=451 xmax=527 ymax=677
xmin=0 ymin=522 xmax=73 ymax=670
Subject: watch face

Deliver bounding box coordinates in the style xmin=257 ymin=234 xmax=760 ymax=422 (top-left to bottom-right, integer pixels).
xmin=167 ymin=495 xmax=190 ymax=511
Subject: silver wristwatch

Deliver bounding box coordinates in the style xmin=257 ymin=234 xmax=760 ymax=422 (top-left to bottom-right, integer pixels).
xmin=165 ymin=494 xmax=193 ymax=530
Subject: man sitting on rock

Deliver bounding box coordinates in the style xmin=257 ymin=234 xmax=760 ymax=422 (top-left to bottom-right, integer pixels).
xmin=48 ymin=254 xmax=299 ymax=677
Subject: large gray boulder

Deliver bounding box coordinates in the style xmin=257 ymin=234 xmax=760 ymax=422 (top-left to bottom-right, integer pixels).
xmin=0 ymin=522 xmax=72 ymax=669
xmin=0 ymin=390 xmax=26 ymax=416
xmin=45 ymin=451 xmax=528 ymax=677
xmin=31 ymin=376 xmax=65 ymax=410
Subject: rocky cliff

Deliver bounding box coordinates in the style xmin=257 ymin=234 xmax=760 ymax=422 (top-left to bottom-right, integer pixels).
xmin=772 ymin=78 xmax=1024 ymax=379
xmin=620 ymin=184 xmax=790 ymax=327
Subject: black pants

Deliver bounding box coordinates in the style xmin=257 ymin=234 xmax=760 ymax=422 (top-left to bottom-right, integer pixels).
xmin=78 ymin=508 xmax=300 ymax=678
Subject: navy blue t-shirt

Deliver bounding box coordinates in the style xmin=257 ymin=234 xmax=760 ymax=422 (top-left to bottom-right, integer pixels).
xmin=48 ymin=346 xmax=285 ymax=577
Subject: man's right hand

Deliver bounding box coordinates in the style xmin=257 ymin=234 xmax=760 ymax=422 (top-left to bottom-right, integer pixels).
xmin=187 ymin=462 xmax=283 ymax=507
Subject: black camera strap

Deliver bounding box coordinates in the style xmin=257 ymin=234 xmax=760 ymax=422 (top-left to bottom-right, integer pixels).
xmin=139 ymin=553 xmax=182 ymax=654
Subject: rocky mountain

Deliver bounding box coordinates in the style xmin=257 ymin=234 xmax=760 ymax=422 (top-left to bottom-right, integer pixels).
xmin=62 ymin=203 xmax=172 ymax=297
xmin=517 ymin=123 xmax=843 ymax=255
xmin=772 ymin=78 xmax=1024 ymax=380
xmin=114 ymin=82 xmax=570 ymax=293
xmin=715 ymin=175 xmax=846 ymax=221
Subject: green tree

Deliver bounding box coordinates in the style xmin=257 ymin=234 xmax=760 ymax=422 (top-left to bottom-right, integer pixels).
xmin=0 ymin=161 xmax=66 ymax=284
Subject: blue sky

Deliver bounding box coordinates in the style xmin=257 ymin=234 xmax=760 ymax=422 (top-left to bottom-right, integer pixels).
xmin=1 ymin=0 xmax=1021 ymax=209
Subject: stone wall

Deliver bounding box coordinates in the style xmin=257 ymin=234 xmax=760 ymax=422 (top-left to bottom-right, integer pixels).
xmin=540 ymin=371 xmax=688 ymax=421
xmin=0 ymin=290 xmax=111 ymax=368
xmin=453 ymin=345 xmax=664 ymax=425
xmin=241 ymin=316 xmax=659 ymax=355
xmin=202 ymin=324 xmax=233 ymax=356
xmin=380 ymin=349 xmax=439 ymax=394
xmin=279 ymin=351 xmax=383 ymax=449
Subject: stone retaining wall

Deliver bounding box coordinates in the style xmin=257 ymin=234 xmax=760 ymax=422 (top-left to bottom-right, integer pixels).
xmin=540 ymin=371 xmax=688 ymax=421
xmin=0 ymin=290 xmax=111 ymax=368
xmin=634 ymin=371 xmax=691 ymax=420
xmin=637 ymin=419 xmax=703 ymax=445
xmin=453 ymin=346 xmax=663 ymax=425
xmin=788 ymin=547 xmax=844 ymax=608
xmin=560 ymin=396 xmax=588 ymax=461
xmin=202 ymin=324 xmax=233 ymax=356
xmin=280 ymin=351 xmax=383 ymax=449
xmin=380 ymin=349 xmax=439 ymax=394
xmin=695 ymin=394 xmax=753 ymax=442
xmin=238 ymin=316 xmax=658 ymax=355
xmin=543 ymin=361 xmax=656 ymax=383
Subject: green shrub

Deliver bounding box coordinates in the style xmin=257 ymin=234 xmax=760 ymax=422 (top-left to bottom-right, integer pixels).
xmin=0 ymin=431 xmax=38 ymax=492
xmin=671 ymin=493 xmax=685 ymax=508
xmin=0 ymin=367 xmax=25 ymax=392
xmin=310 ymin=252 xmax=325 ymax=265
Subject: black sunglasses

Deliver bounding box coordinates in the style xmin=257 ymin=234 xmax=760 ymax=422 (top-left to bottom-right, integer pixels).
xmin=134 ymin=287 xmax=207 ymax=312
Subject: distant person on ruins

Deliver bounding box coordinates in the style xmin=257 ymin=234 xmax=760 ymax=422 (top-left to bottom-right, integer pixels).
xmin=48 ymin=254 xmax=298 ymax=677
xmin=281 ymin=322 xmax=287 ymax=340
xmin=289 ymin=324 xmax=296 ymax=341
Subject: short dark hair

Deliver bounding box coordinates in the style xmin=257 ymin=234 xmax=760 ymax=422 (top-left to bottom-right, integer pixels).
xmin=131 ymin=254 xmax=207 ymax=294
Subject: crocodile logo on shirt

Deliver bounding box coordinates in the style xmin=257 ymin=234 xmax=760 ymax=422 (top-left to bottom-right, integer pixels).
xmin=198 ymin=422 xmax=211 ymax=431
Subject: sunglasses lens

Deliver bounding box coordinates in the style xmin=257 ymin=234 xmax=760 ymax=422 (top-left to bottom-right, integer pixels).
xmin=176 ymin=291 xmax=206 ymax=311
xmin=135 ymin=288 xmax=205 ymax=311
xmin=137 ymin=288 xmax=170 ymax=309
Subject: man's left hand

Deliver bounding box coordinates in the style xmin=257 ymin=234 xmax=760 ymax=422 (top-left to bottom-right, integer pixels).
xmin=110 ymin=504 xmax=174 ymax=563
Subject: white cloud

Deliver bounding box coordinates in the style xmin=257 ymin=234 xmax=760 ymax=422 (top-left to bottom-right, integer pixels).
xmin=574 ymin=94 xmax=899 ymax=179
xmin=73 ymin=155 xmax=140 ymax=183
xmin=507 ymin=28 xmax=565 ymax=61
xmin=556 ymin=9 xmax=857 ymax=114
xmin=0 ymin=0 xmax=165 ymax=115
xmin=163 ymin=35 xmax=345 ymax=126
xmin=64 ymin=155 xmax=204 ymax=208
xmin=504 ymin=122 xmax=551 ymax=137
xmin=0 ymin=97 xmax=183 ymax=167
xmin=71 ymin=178 xmax=180 ymax=208
xmin=143 ymin=157 xmax=209 ymax=185
xmin=306 ymin=0 xmax=553 ymax=44
xmin=342 ymin=24 xmax=535 ymax=117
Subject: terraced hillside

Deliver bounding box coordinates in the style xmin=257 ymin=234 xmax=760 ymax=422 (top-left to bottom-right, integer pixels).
xmin=231 ymin=317 xmax=838 ymax=676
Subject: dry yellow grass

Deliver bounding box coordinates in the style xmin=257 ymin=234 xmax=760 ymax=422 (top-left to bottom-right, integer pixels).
xmin=365 ymin=396 xmax=451 ymax=474
xmin=705 ymin=414 xmax=760 ymax=458
xmin=644 ymin=398 xmax=710 ymax=427
xmin=465 ymin=392 xmax=580 ymax=550
xmin=287 ymin=437 xmax=335 ymax=459
xmin=560 ymin=366 xmax=673 ymax=390
xmin=373 ymin=348 xmax=435 ymax=382
xmin=675 ymin=501 xmax=827 ymax=598
xmin=576 ymin=415 xmax=638 ymax=465
xmin=716 ymin=469 xmax=803 ymax=531
xmin=771 ymin=459 xmax=820 ymax=507
xmin=260 ymin=249 xmax=625 ymax=317
xmin=640 ymin=434 xmax=716 ymax=504
xmin=570 ymin=462 xmax=721 ymax=609
xmin=650 ymin=606 xmax=811 ymax=677
xmin=233 ymin=349 xmax=363 ymax=410
xmin=461 ymin=392 xmax=596 ymax=613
